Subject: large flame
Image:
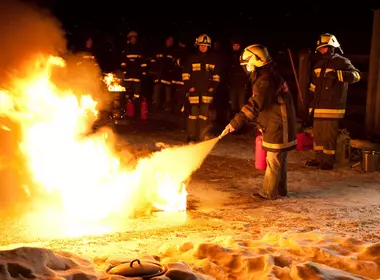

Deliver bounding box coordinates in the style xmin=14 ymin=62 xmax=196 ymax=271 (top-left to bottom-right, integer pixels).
xmin=102 ymin=73 xmax=126 ymax=92
xmin=0 ymin=55 xmax=193 ymax=237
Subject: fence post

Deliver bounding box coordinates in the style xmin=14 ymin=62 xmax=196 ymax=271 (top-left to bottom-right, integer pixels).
xmin=366 ymin=9 xmax=380 ymax=138
xmin=297 ymin=49 xmax=311 ymax=122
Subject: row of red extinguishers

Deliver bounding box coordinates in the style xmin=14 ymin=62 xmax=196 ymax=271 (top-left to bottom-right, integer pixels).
xmin=121 ymin=97 xmax=149 ymax=120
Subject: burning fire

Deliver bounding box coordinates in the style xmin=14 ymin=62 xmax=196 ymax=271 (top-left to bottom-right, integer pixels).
xmin=103 ymin=73 xmax=125 ymax=92
xmin=0 ymin=55 xmax=190 ymax=237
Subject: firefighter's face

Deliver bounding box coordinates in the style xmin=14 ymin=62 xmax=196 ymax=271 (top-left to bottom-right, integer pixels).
xmin=166 ymin=37 xmax=174 ymax=47
xmin=318 ymin=47 xmax=329 ymax=54
xmin=199 ymin=45 xmax=208 ymax=53
xmin=232 ymin=43 xmax=240 ymax=51
xmin=130 ymin=36 xmax=138 ymax=44
xmin=86 ymin=38 xmax=93 ymax=48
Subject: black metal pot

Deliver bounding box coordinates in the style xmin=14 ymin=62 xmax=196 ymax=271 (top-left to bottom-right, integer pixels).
xmin=106 ymin=259 xmax=167 ymax=279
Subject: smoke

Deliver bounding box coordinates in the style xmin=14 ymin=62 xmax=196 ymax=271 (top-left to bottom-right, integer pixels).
xmin=0 ymin=0 xmax=66 ymax=82
xmin=0 ymin=0 xmax=110 ymax=110
xmin=0 ymin=0 xmax=108 ymax=215
xmin=0 ymin=0 xmax=64 ymax=214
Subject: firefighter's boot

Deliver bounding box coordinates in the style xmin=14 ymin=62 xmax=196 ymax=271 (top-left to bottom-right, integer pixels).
xmin=305 ymin=151 xmax=323 ymax=167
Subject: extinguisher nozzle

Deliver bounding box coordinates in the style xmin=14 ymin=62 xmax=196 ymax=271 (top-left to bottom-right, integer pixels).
xmin=218 ymin=128 xmax=229 ymax=139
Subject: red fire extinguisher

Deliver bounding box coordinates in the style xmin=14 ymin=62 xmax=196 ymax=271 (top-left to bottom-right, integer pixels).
xmin=126 ymin=99 xmax=134 ymax=117
xmin=255 ymin=131 xmax=267 ymax=170
xmin=140 ymin=97 xmax=148 ymax=120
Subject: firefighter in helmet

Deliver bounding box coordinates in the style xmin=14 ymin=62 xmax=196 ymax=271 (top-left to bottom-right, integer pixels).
xmin=228 ymin=37 xmax=248 ymax=115
xmin=305 ymin=33 xmax=361 ymax=170
xmin=223 ymin=44 xmax=297 ymax=200
xmin=76 ymin=36 xmax=98 ymax=67
xmin=173 ymin=38 xmax=190 ymax=128
xmin=182 ymin=34 xmax=221 ymax=142
xmin=150 ymin=35 xmax=176 ymax=113
xmin=120 ymin=30 xmax=147 ymax=116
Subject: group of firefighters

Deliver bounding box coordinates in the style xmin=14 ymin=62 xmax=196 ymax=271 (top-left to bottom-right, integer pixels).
xmin=81 ymin=31 xmax=361 ymax=201
xmin=80 ymin=31 xmax=249 ymax=142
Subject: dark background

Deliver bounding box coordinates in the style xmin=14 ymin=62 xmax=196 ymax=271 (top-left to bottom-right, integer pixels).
xmin=30 ymin=0 xmax=379 ymax=54
xmin=18 ymin=0 xmax=380 ymax=138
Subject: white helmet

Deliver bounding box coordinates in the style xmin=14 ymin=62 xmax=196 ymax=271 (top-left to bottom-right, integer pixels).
xmin=316 ymin=33 xmax=343 ymax=53
xmin=240 ymin=44 xmax=272 ymax=72
xmin=127 ymin=30 xmax=138 ymax=38
xmin=195 ymin=34 xmax=211 ymax=47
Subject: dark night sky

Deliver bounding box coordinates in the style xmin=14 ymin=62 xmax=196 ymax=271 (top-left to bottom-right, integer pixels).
xmin=33 ymin=0 xmax=380 ymax=54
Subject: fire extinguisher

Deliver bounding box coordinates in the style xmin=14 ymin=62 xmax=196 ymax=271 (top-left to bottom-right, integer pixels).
xmin=255 ymin=131 xmax=267 ymax=170
xmin=140 ymin=97 xmax=148 ymax=120
xmin=126 ymin=99 xmax=134 ymax=117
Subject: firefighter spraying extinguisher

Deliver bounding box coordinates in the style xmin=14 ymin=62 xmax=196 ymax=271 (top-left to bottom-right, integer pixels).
xmin=221 ymin=44 xmax=297 ymax=201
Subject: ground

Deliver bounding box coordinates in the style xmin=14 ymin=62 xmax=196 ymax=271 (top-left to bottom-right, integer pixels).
xmin=0 ymin=116 xmax=379 ymax=279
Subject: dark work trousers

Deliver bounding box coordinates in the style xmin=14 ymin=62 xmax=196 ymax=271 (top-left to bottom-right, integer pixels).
xmin=229 ymin=84 xmax=246 ymax=114
xmin=259 ymin=151 xmax=288 ymax=199
xmin=124 ymin=81 xmax=141 ymax=117
xmin=312 ymin=119 xmax=339 ymax=164
xmin=187 ymin=94 xmax=212 ymax=141
xmin=152 ymin=83 xmax=173 ymax=112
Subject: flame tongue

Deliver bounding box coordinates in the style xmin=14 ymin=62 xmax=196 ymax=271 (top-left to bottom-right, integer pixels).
xmin=103 ymin=73 xmax=125 ymax=92
xmin=0 ymin=55 xmax=193 ymax=237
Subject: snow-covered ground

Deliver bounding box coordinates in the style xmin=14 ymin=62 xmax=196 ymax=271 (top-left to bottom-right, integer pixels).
xmin=0 ymin=120 xmax=379 ymax=279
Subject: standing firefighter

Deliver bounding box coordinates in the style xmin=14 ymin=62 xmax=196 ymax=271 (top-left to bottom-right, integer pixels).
xmin=75 ymin=37 xmax=98 ymax=67
xmin=150 ymin=36 xmax=176 ymax=113
xmin=223 ymin=44 xmax=297 ymax=200
xmin=173 ymin=39 xmax=190 ymax=128
xmin=228 ymin=38 xmax=248 ymax=116
xmin=120 ymin=31 xmax=146 ymax=113
xmin=182 ymin=34 xmax=220 ymax=142
xmin=306 ymin=33 xmax=361 ymax=170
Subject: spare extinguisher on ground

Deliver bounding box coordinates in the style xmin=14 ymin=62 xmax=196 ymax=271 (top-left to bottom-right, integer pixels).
xmin=126 ymin=98 xmax=134 ymax=117
xmin=140 ymin=97 xmax=148 ymax=120
xmin=255 ymin=131 xmax=267 ymax=170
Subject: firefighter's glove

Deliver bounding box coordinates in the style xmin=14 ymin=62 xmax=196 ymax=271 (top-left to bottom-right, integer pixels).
xmin=224 ymin=123 xmax=235 ymax=134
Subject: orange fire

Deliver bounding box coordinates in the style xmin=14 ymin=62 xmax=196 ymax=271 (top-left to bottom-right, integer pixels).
xmin=0 ymin=55 xmax=190 ymax=237
xmin=103 ymin=73 xmax=126 ymax=92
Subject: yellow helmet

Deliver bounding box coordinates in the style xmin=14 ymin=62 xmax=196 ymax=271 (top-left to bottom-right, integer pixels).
xmin=195 ymin=34 xmax=211 ymax=47
xmin=316 ymin=33 xmax=343 ymax=53
xmin=240 ymin=44 xmax=272 ymax=71
xmin=127 ymin=30 xmax=138 ymax=38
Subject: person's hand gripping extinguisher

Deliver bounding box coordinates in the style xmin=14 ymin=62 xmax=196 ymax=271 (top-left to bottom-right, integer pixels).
xmin=219 ymin=123 xmax=235 ymax=139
